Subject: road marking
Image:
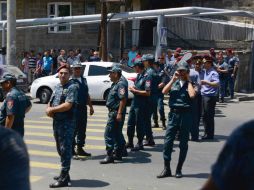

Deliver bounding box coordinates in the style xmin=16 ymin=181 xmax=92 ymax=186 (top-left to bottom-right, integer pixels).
xmin=30 ymin=176 xmax=43 ymax=183
xmin=40 ymin=117 xmax=109 ymax=122
xmin=25 ymin=131 xmax=104 ymax=140
xmin=25 ymin=139 xmax=105 ymax=150
xmin=29 ymin=150 xmax=58 ymax=157
xmin=30 ymin=161 xmax=60 ymax=169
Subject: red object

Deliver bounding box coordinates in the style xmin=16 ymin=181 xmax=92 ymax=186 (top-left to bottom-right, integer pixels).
xmin=127 ymin=77 xmax=136 ymax=83
xmin=175 ymin=47 xmax=182 ymax=53
xmin=226 ymin=48 xmax=233 ymax=54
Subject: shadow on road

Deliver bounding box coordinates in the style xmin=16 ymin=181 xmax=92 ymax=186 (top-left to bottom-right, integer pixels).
xmin=183 ymin=173 xmax=209 ymax=179
xmin=71 ymin=179 xmax=110 ymax=188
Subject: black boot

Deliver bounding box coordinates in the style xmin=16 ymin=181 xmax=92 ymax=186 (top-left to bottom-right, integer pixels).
xmin=131 ymin=141 xmax=144 ymax=151
xmin=157 ymin=161 xmax=172 ymax=178
xmin=175 ymin=162 xmax=183 ymax=178
xmin=122 ymin=147 xmax=128 ymax=157
xmin=162 ymin=119 xmax=166 ymax=130
xmin=76 ymin=146 xmax=91 ymax=157
xmin=100 ymin=151 xmax=114 ymax=164
xmin=143 ymin=137 xmax=155 ymax=146
xmin=152 ymin=121 xmax=159 ymax=128
xmin=125 ymin=138 xmax=134 ymax=149
xmin=113 ymin=149 xmax=123 ymax=161
xmin=50 ymin=171 xmax=71 ymax=188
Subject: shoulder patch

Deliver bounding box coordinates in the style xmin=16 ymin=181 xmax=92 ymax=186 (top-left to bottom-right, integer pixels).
xmin=119 ymin=87 xmax=125 ymax=95
xmin=7 ymin=100 xmax=14 ymax=109
xmin=146 ymin=80 xmax=151 ymax=87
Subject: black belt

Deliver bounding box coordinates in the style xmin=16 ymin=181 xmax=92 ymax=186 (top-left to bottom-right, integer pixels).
xmin=170 ymin=108 xmax=190 ymax=113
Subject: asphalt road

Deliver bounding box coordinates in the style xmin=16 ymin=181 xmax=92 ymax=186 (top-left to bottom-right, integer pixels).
xmin=21 ymin=99 xmax=254 ymax=190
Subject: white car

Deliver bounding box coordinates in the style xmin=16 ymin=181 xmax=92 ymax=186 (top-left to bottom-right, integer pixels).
xmin=30 ymin=62 xmax=137 ymax=104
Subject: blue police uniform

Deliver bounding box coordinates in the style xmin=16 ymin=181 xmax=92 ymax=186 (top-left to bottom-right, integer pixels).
xmin=225 ymin=56 xmax=239 ymax=98
xmin=102 ymin=72 xmax=127 ymax=162
xmin=72 ymin=76 xmax=89 ymax=149
xmin=0 ymin=87 xmax=31 ymax=137
xmin=127 ymin=68 xmax=151 ymax=150
xmin=50 ymin=80 xmax=77 ymax=173
xmin=217 ymin=60 xmax=229 ymax=102
xmin=211 ymin=120 xmax=254 ymax=190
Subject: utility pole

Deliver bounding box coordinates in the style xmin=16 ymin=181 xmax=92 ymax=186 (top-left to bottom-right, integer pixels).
xmin=99 ymin=1 xmax=108 ymax=61
xmin=7 ymin=0 xmax=16 ymax=65
xmin=120 ymin=4 xmax=125 ymax=59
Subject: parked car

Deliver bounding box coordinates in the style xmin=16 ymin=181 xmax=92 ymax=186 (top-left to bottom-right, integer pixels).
xmin=30 ymin=62 xmax=137 ymax=104
xmin=0 ymin=65 xmax=29 ymax=101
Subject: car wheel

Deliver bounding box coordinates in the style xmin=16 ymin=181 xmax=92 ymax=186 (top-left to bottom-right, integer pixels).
xmin=103 ymin=89 xmax=110 ymax=101
xmin=39 ymin=88 xmax=52 ymax=104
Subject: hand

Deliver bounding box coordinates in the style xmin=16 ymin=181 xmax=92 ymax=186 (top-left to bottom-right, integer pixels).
xmin=46 ymin=107 xmax=54 ymax=118
xmin=129 ymin=86 xmax=136 ymax=93
xmin=116 ymin=113 xmax=122 ymax=122
xmin=158 ymin=83 xmax=165 ymax=89
xmin=90 ymin=106 xmax=94 ymax=116
xmin=231 ymin=74 xmax=235 ymax=78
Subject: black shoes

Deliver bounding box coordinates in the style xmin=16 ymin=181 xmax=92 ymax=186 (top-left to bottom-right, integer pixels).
xmin=143 ymin=139 xmax=155 ymax=146
xmin=131 ymin=143 xmax=144 ymax=151
xmin=157 ymin=161 xmax=172 ymax=178
xmin=175 ymin=170 xmax=183 ymax=178
xmin=100 ymin=153 xmax=114 ymax=164
xmin=76 ymin=146 xmax=92 ymax=157
xmin=125 ymin=142 xmax=134 ymax=149
xmin=152 ymin=123 xmax=159 ymax=128
xmin=202 ymin=134 xmax=214 ymax=140
xmin=162 ymin=120 xmax=166 ymax=130
xmin=50 ymin=171 xmax=71 ymax=188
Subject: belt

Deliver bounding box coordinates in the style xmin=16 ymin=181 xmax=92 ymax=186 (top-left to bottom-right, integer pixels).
xmin=170 ymin=107 xmax=190 ymax=113
xmin=108 ymin=108 xmax=117 ymax=112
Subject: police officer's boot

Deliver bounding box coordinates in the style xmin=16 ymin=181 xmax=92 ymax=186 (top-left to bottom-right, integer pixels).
xmin=125 ymin=138 xmax=134 ymax=149
xmin=122 ymin=147 xmax=128 ymax=157
xmin=100 ymin=151 xmax=114 ymax=164
xmin=157 ymin=161 xmax=172 ymax=178
xmin=162 ymin=119 xmax=166 ymax=130
xmin=152 ymin=120 xmax=159 ymax=128
xmin=143 ymin=136 xmax=155 ymax=146
xmin=50 ymin=170 xmax=71 ymax=188
xmin=131 ymin=140 xmax=144 ymax=151
xmin=113 ymin=149 xmax=123 ymax=161
xmin=77 ymin=146 xmax=92 ymax=157
xmin=175 ymin=162 xmax=183 ymax=178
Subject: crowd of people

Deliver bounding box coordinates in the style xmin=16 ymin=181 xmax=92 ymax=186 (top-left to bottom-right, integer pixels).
xmin=0 ymin=44 xmax=242 ymax=189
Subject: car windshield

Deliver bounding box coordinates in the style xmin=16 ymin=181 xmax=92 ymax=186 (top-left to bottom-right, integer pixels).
xmin=0 ymin=65 xmax=26 ymax=78
xmin=111 ymin=63 xmax=135 ymax=73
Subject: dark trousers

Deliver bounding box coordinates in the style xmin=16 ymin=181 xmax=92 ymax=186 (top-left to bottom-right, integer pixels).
xmin=53 ymin=120 xmax=75 ymax=172
xmin=190 ymin=96 xmax=200 ymax=140
xmin=219 ymin=79 xmax=226 ymax=99
xmin=153 ymin=93 xmax=166 ymax=122
xmin=163 ymin=111 xmax=192 ymax=164
xmin=202 ymin=96 xmax=216 ymax=138
xmin=127 ymin=101 xmax=146 ymax=143
xmin=225 ymin=75 xmax=235 ymax=98
xmin=145 ymin=95 xmax=158 ymax=139
xmin=73 ymin=107 xmax=87 ymax=147
xmin=105 ymin=111 xmax=126 ymax=152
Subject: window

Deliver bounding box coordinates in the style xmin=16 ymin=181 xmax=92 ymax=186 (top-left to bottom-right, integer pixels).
xmin=88 ymin=65 xmax=109 ymax=76
xmin=0 ymin=1 xmax=7 ymax=20
xmin=48 ymin=2 xmax=71 ymax=33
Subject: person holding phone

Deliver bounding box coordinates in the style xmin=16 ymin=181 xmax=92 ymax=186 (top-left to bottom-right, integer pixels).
xmin=157 ymin=61 xmax=196 ymax=179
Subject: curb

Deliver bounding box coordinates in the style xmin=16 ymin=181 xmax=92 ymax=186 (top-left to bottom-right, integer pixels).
xmin=238 ymin=96 xmax=254 ymax=102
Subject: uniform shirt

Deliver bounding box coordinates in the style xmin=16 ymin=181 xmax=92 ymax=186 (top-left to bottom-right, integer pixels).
xmin=201 ymin=68 xmax=219 ymax=97
xmin=120 ymin=75 xmax=129 ymax=99
xmin=106 ymin=80 xmax=126 ymax=111
xmin=132 ymin=70 xmax=151 ymax=106
xmin=163 ymin=60 xmax=178 ymax=84
xmin=72 ymin=77 xmax=89 ymax=108
xmin=0 ymin=87 xmax=31 ymax=137
xmin=165 ymin=54 xmax=174 ymax=65
xmin=211 ymin=120 xmax=254 ymax=190
xmin=217 ymin=61 xmax=229 ymax=80
xmin=169 ymin=80 xmax=191 ymax=109
xmin=225 ymin=56 xmax=239 ymax=74
xmin=50 ymin=81 xmax=78 ymax=121
xmin=67 ymin=56 xmax=79 ymax=66
xmin=189 ymin=69 xmax=201 ymax=93
xmin=42 ymin=56 xmax=53 ymax=71
xmin=146 ymin=67 xmax=160 ymax=96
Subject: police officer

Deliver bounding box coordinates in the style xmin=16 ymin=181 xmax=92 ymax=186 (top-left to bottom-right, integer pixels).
xmin=126 ymin=59 xmax=151 ymax=151
xmin=71 ymin=61 xmax=94 ymax=157
xmin=142 ymin=54 xmax=160 ymax=146
xmin=152 ymin=56 xmax=167 ymax=130
xmin=46 ymin=65 xmax=78 ymax=188
xmin=157 ymin=61 xmax=196 ymax=178
xmin=100 ymin=66 xmax=127 ymax=164
xmin=201 ymin=56 xmax=219 ymax=140
xmin=0 ymin=74 xmax=32 ymax=137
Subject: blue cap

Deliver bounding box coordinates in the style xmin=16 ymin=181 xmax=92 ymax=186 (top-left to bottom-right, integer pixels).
xmin=177 ymin=61 xmax=189 ymax=71
xmin=108 ymin=65 xmax=122 ymax=73
xmin=133 ymin=58 xmax=143 ymax=67
xmin=141 ymin=54 xmax=154 ymax=62
xmin=0 ymin=73 xmax=17 ymax=83
xmin=72 ymin=61 xmax=82 ymax=68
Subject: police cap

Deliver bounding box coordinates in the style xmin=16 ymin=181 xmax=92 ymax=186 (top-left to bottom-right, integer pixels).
xmin=202 ymin=55 xmax=213 ymax=64
xmin=0 ymin=73 xmax=16 ymax=84
xmin=177 ymin=61 xmax=189 ymax=71
xmin=133 ymin=58 xmax=143 ymax=67
xmin=57 ymin=64 xmax=70 ymax=73
xmin=141 ymin=54 xmax=154 ymax=62
xmin=72 ymin=61 xmax=82 ymax=68
xmin=108 ymin=65 xmax=122 ymax=73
